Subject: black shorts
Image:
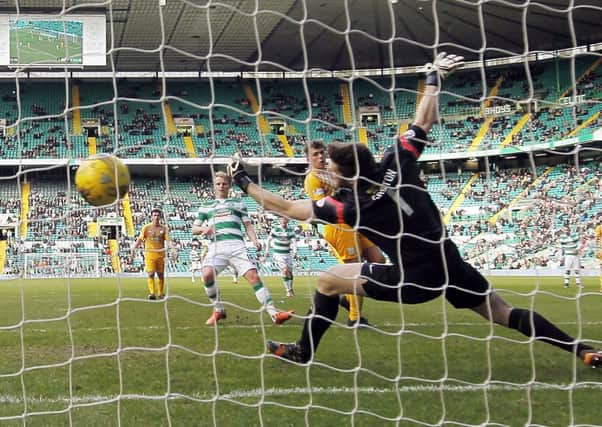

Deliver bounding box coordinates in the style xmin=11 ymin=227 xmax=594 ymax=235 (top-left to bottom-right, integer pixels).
xmin=360 ymin=240 xmax=490 ymax=309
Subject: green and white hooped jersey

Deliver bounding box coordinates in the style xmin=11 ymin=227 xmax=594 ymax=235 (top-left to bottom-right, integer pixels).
xmin=559 ymin=233 xmax=580 ymax=256
xmin=194 ymin=198 xmax=249 ymax=243
xmin=269 ymin=225 xmax=295 ymax=255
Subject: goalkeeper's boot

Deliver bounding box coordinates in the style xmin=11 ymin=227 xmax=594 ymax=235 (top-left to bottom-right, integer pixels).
xmin=272 ymin=310 xmax=294 ymax=325
xmin=267 ymin=340 xmax=308 ymax=363
xmin=583 ymin=351 xmax=602 ymax=368
xmin=148 ymin=294 xmax=157 ymax=300
xmin=206 ymin=310 xmax=227 ymax=326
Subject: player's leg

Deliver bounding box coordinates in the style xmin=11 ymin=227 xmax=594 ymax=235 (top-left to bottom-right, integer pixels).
xmin=145 ymin=257 xmax=157 ymax=299
xmin=443 ymin=241 xmax=601 ymax=367
xmin=344 ymin=235 xmax=385 ymax=327
xmin=268 ymin=263 xmax=367 ymax=363
xmin=156 ymin=258 xmax=166 ymax=298
xmin=573 ymin=256 xmax=582 ymax=288
xmin=202 ymin=246 xmax=228 ymax=324
xmin=473 ymin=291 xmax=600 ymax=365
xmin=236 ymin=249 xmax=293 ymax=325
xmin=191 ymin=260 xmax=201 ymax=284
xmin=563 ymin=255 xmax=572 ymax=288
xmin=325 ymin=226 xmax=367 ymax=324
xmin=275 ymin=254 xmax=294 ymax=296
xmin=283 ymin=261 xmax=294 ymax=297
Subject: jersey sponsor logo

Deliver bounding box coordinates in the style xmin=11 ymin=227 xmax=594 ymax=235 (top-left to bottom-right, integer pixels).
xmin=403 ymin=129 xmax=416 ymax=140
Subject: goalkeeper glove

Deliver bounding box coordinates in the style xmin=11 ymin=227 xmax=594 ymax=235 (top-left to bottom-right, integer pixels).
xmin=227 ymin=153 xmax=253 ymax=193
xmin=420 ymin=52 xmax=464 ymax=86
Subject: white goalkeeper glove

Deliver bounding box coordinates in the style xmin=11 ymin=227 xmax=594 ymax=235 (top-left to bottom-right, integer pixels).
xmin=227 ymin=153 xmax=253 ymax=193
xmin=420 ymin=52 xmax=464 ymax=86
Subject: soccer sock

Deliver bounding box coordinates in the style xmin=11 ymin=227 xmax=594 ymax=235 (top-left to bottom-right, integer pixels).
xmin=346 ymin=294 xmax=363 ymax=321
xmin=564 ymin=271 xmax=570 ymax=286
xmin=147 ymin=277 xmax=155 ymax=295
xmin=253 ymin=282 xmax=277 ymax=318
xmin=339 ymin=294 xmax=350 ymax=311
xmin=298 ymin=291 xmax=339 ymax=359
xmin=204 ymin=281 xmax=223 ymax=312
xmin=508 ymin=308 xmax=593 ymax=355
xmin=285 ymin=277 xmax=293 ymax=291
xmin=158 ymin=277 xmax=165 ymax=295
xmin=191 ymin=273 xmax=195 ymax=283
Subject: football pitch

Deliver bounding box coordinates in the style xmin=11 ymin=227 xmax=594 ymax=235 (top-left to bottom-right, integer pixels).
xmin=9 ymin=29 xmax=82 ymax=65
xmin=0 ymin=275 xmax=601 ymax=426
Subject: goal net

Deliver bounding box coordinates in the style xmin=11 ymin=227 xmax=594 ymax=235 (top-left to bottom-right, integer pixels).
xmin=0 ymin=0 xmax=601 ymax=426
xmin=23 ymin=252 xmax=99 ymax=278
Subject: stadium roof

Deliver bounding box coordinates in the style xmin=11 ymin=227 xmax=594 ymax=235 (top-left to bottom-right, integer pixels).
xmin=1 ymin=0 xmax=602 ymax=73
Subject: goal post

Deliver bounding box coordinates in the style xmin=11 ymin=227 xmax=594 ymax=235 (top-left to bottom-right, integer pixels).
xmin=23 ymin=252 xmax=99 ymax=278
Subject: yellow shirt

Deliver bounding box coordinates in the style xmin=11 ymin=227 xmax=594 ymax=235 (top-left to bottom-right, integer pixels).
xmin=304 ymin=169 xmax=334 ymax=201
xmin=138 ymin=223 xmax=169 ymax=259
xmin=304 ymin=168 xmax=374 ymax=261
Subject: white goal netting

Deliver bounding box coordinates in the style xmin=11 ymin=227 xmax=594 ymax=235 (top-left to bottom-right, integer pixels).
xmin=0 ymin=0 xmax=601 ymax=426
xmin=23 ymin=252 xmax=99 ymax=278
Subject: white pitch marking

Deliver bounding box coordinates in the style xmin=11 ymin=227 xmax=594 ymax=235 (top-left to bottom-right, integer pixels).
xmin=0 ymin=382 xmax=601 ymax=407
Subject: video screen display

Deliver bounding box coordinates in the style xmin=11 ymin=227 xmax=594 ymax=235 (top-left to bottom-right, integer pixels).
xmin=10 ymin=19 xmax=83 ymax=65
xmin=0 ymin=15 xmax=106 ymax=67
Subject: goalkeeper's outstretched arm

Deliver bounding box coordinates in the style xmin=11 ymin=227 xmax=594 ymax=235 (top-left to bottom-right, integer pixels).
xmin=227 ymin=156 xmax=313 ymax=221
xmin=414 ymin=52 xmax=464 ymax=134
xmin=246 ymin=182 xmax=314 ymax=222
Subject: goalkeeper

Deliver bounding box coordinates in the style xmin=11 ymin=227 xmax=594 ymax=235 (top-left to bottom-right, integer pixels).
xmin=227 ymin=52 xmax=602 ymax=367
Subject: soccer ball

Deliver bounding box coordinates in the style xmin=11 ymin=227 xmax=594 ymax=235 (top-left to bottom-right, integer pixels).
xmin=75 ymin=154 xmax=130 ymax=206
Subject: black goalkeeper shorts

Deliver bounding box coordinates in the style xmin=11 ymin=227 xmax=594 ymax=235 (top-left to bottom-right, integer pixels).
xmin=360 ymin=239 xmax=490 ymax=309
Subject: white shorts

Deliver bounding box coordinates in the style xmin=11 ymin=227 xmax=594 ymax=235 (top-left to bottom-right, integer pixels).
xmin=202 ymin=240 xmax=256 ymax=277
xmin=273 ymin=253 xmax=293 ymax=271
xmin=191 ymin=261 xmax=203 ymax=272
xmin=564 ymin=254 xmax=580 ymax=270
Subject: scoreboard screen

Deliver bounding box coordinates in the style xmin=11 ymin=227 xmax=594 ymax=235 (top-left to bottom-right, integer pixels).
xmin=0 ymin=14 xmax=106 ymax=67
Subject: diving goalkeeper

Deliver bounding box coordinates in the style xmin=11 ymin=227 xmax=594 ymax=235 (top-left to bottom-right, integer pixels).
xmin=227 ymin=52 xmax=602 ymax=368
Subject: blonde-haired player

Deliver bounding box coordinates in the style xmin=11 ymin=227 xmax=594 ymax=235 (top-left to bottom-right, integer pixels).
xmin=304 ymin=140 xmax=385 ymax=327
xmin=193 ymin=171 xmax=293 ymax=326
xmin=131 ymin=208 xmax=174 ymax=300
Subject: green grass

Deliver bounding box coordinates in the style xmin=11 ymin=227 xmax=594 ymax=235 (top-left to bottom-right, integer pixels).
xmin=0 ymin=275 xmax=601 ymax=426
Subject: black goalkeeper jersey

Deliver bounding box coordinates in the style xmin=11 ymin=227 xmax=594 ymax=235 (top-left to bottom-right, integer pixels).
xmin=312 ymin=125 xmax=445 ymax=265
